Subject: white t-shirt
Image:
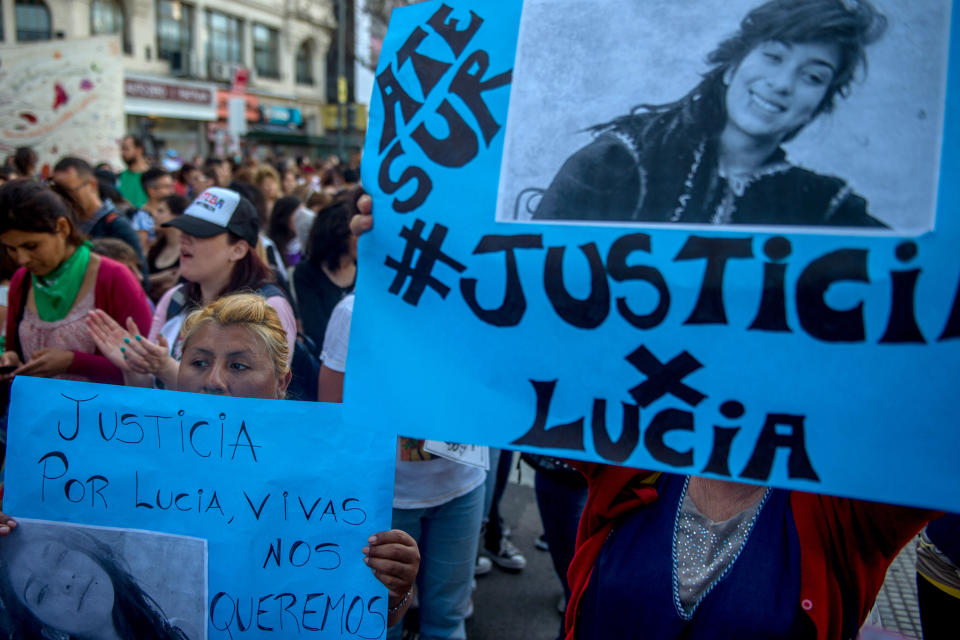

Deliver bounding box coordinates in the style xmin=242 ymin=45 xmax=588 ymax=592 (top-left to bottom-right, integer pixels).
xmin=320 ymin=294 xmax=486 ymax=509
xmin=320 ymin=294 xmax=354 ymax=372
xmin=131 ymin=209 xmax=156 ymax=241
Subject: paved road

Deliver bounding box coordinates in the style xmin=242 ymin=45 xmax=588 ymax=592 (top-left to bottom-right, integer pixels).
xmin=467 ymin=478 xmax=566 ymax=640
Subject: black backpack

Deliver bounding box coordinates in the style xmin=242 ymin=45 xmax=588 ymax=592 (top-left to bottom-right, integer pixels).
xmin=166 ymin=284 xmax=321 ymax=401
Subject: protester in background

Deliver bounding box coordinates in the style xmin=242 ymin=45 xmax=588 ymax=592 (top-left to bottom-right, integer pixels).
xmin=0 ymin=169 xmax=17 ymax=187
xmin=281 ymin=165 xmax=301 ymax=195
xmin=203 ymin=157 xmax=232 ymax=188
xmin=320 ymin=166 xmax=344 ymax=194
xmin=146 ymin=194 xmax=186 ymax=302
xmin=85 ymin=187 xmax=295 ymax=390
xmin=11 ymin=148 xmax=37 ymax=181
xmin=227 ymin=182 xmax=289 ymax=292
xmin=254 ymin=165 xmax=282 ymax=222
xmin=320 ymin=290 xmax=483 ymax=640
xmin=94 ymin=167 xmax=126 ymax=205
xmin=526 ymin=454 xmax=589 ymax=633
xmin=916 ymin=514 xmax=960 ymax=640
xmin=268 ymin=196 xmax=303 ymax=268
xmin=131 ymin=168 xmax=174 ymax=254
xmin=480 ymin=450 xmax=527 ymax=572
xmin=175 ymin=163 xmax=198 ymax=198
xmin=117 ymin=135 xmax=150 ymax=209
xmin=161 ymin=149 xmax=182 ymax=174
xmin=295 ymin=194 xmax=356 ymax=351
xmin=51 ymin=158 xmax=149 ymax=286
xmin=318 ymin=191 xmax=482 ymax=640
xmin=293 ymin=204 xmax=317 ymax=264
xmin=94 ymin=162 xmax=116 ymax=176
xmin=194 ymin=165 xmax=217 ymax=195
xmin=0 ymin=252 xmax=18 ymax=352
xmin=0 ymin=180 xmax=151 ymax=385
xmin=289 ymin=188 xmax=333 ymax=254
xmin=90 ymin=238 xmax=146 ymax=291
xmin=342 ymin=167 xmax=361 ymax=188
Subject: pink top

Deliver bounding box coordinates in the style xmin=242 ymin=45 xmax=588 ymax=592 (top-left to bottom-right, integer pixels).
xmin=20 ymin=289 xmax=96 ymax=381
xmin=6 ymin=257 xmax=153 ymax=385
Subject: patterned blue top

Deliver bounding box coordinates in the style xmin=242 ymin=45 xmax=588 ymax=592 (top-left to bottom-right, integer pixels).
xmin=578 ymin=474 xmax=815 ymax=639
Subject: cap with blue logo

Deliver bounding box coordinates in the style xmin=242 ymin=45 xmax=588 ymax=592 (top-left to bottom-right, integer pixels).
xmin=164 ymin=187 xmax=259 ymax=246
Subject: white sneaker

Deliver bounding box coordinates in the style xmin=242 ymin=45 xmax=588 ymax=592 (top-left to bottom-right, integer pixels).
xmin=485 ymin=537 xmax=527 ymax=571
xmin=475 ymin=554 xmax=492 ymax=576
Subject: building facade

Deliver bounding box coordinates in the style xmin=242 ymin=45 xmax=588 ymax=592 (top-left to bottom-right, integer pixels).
xmin=0 ymin=0 xmax=367 ymax=161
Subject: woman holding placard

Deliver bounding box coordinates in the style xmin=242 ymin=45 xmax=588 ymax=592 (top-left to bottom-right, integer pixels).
xmin=344 ymin=161 xmax=938 ymax=638
xmin=0 ymin=293 xmax=419 ymax=635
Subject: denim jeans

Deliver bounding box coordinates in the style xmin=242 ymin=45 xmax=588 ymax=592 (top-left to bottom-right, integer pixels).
xmin=482 ymin=448 xmax=513 ymax=547
xmin=388 ymin=483 xmax=485 ymax=640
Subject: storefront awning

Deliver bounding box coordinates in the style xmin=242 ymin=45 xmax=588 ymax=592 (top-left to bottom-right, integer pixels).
xmin=124 ymin=74 xmax=218 ymax=121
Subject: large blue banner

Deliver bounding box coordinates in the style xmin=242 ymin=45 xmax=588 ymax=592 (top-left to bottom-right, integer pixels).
xmin=4 ymin=377 xmax=396 ymax=638
xmin=351 ymin=0 xmax=960 ymax=511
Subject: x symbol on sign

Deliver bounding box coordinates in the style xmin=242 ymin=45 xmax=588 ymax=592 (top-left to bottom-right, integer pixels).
xmin=626 ymin=346 xmax=706 ymax=408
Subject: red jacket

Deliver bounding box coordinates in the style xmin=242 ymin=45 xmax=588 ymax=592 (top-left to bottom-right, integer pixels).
xmin=6 ymin=257 xmax=152 ymax=385
xmin=564 ymin=464 xmax=937 ymax=640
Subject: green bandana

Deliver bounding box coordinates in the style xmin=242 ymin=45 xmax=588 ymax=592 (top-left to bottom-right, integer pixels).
xmin=31 ymin=242 xmax=92 ymax=322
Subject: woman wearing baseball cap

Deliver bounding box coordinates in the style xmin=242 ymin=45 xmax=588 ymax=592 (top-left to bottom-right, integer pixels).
xmin=86 ymin=187 xmax=296 ymax=389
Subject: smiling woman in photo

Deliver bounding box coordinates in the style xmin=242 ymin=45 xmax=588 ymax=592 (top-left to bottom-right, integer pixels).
xmin=529 ymin=0 xmax=888 ymax=227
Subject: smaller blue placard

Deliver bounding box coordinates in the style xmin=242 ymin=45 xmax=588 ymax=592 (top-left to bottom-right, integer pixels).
xmin=4 ymin=377 xmax=397 ymax=639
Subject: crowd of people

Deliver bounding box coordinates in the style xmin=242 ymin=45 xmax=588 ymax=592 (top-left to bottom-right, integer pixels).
xmin=0 ymin=133 xmax=543 ymax=639
xmin=0 ymin=0 xmax=955 ymax=637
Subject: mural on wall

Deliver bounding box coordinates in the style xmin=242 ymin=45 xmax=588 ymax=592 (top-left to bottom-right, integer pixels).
xmin=0 ymin=35 xmax=124 ymax=172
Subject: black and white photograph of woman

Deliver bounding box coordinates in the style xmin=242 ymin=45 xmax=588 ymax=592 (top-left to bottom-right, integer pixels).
xmin=0 ymin=519 xmax=206 ymax=640
xmin=496 ymin=0 xmax=949 ymax=232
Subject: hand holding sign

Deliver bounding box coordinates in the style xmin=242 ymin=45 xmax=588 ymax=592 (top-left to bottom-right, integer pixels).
xmin=353 ymin=1 xmax=954 ymax=638
xmin=4 ymin=294 xmax=411 ymax=637
xmin=85 ymin=310 xmax=175 ymax=384
xmin=362 ymin=529 xmax=420 ymax=626
xmin=0 ymin=512 xmax=16 ymax=536
xmin=353 ymin=0 xmax=960 ymax=513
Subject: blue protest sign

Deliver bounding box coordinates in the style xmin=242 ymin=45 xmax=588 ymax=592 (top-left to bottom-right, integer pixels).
xmin=351 ymin=0 xmax=960 ymax=511
xmin=4 ymin=377 xmax=396 ymax=638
